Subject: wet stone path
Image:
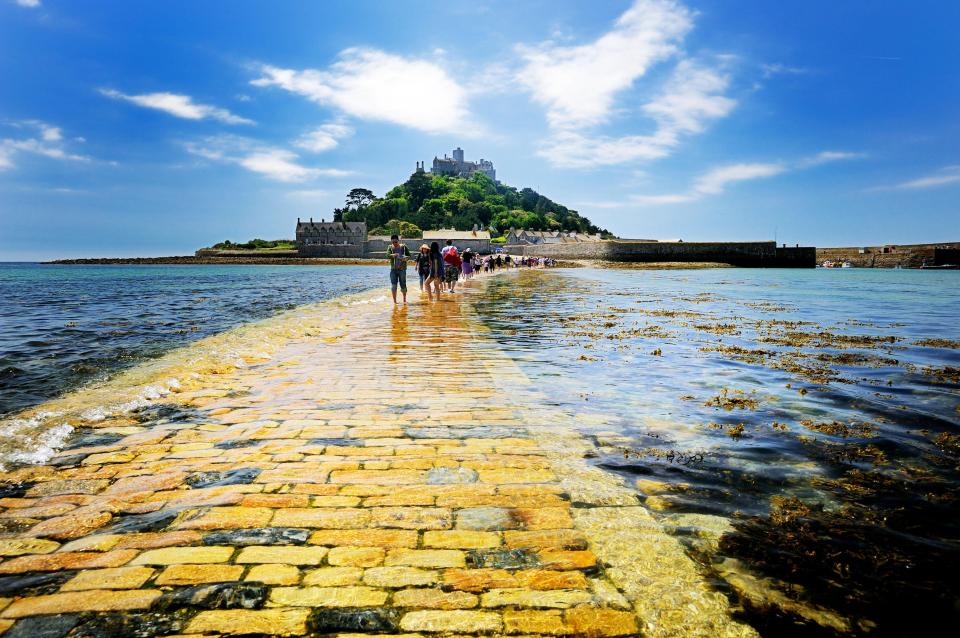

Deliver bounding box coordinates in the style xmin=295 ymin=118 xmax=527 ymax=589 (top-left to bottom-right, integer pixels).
xmin=0 ymin=277 xmax=757 ymax=637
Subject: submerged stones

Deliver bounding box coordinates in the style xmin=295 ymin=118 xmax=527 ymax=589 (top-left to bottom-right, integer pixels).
xmin=154 ymin=582 xmax=267 ymax=611
xmin=467 ymin=548 xmax=541 ymax=570
xmin=0 ymin=571 xmax=75 ymax=597
xmin=426 ymin=466 xmax=479 ymax=485
xmin=201 ymin=528 xmax=310 ymax=546
xmin=185 ymin=468 xmax=261 ymax=489
xmin=308 ymin=607 xmax=400 ymax=634
xmin=69 ymin=610 xmax=192 ymax=638
xmin=109 ymin=510 xmax=179 ymax=534
xmin=3 ymin=613 xmax=79 ymax=638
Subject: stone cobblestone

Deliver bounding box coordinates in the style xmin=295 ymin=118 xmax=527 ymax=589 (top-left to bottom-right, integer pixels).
xmin=0 ymin=281 xmax=758 ymax=637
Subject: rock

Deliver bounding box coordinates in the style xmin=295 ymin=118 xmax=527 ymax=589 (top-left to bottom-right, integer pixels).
xmin=202 ymin=527 xmax=309 ymax=546
xmin=62 ymin=432 xmax=124 ymax=450
xmin=0 ymin=571 xmax=76 ymax=596
xmin=308 ymin=608 xmax=400 ymax=634
xmin=214 ymin=439 xmax=258 ymax=449
xmin=467 ymin=548 xmax=541 ymax=569
xmin=70 ymin=610 xmax=192 ymax=638
xmin=185 ymin=468 xmax=261 ymax=488
xmin=426 ymin=467 xmax=479 ymax=485
xmin=0 ymin=482 xmax=33 ymax=499
xmin=2 ymin=614 xmax=79 ymax=638
xmin=154 ymin=582 xmax=267 ymax=611
xmin=108 ymin=509 xmax=178 ymax=534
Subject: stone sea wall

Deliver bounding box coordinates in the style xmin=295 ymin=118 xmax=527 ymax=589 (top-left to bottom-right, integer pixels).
xmin=514 ymin=241 xmax=816 ymax=268
xmin=816 ymin=242 xmax=959 ymax=268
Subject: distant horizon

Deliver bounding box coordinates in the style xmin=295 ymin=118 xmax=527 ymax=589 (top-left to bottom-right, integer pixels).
xmin=2 ymin=0 xmax=958 ymax=261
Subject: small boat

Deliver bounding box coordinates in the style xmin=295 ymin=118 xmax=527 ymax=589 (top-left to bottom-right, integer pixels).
xmin=841 ymin=261 xmax=853 ymax=268
xmin=920 ymin=264 xmax=960 ymax=270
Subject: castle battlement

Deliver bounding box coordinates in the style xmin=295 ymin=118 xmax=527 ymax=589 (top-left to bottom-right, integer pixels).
xmin=427 ymin=147 xmax=496 ymax=181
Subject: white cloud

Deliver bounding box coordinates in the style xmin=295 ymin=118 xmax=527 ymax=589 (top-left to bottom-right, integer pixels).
xmin=517 ymin=0 xmax=693 ymax=129
xmin=761 ymin=63 xmax=809 ymax=78
xmin=184 ymin=135 xmax=351 ymax=183
xmin=16 ymin=0 xmax=41 ymax=7
xmin=252 ymin=48 xmax=473 ymax=134
xmin=100 ymin=89 xmax=253 ymax=125
xmin=797 ymin=150 xmax=865 ymax=168
xmin=631 ymin=162 xmax=785 ymax=205
xmin=891 ymin=165 xmax=960 ymax=190
xmin=294 ymin=122 xmax=353 ymax=153
xmin=539 ymin=60 xmax=735 ymax=168
xmin=1 ymin=120 xmax=90 ymax=170
xmin=692 ymin=163 xmax=785 ymax=195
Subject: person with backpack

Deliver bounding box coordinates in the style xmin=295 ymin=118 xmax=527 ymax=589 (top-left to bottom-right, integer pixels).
xmin=443 ymin=244 xmax=462 ymax=293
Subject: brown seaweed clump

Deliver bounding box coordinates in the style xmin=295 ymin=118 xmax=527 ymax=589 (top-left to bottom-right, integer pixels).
xmin=914 ymin=338 xmax=960 ymax=349
xmin=705 ymin=388 xmax=760 ymax=410
xmin=719 ymin=482 xmax=960 ymax=637
xmin=800 ymin=420 xmax=875 ymax=438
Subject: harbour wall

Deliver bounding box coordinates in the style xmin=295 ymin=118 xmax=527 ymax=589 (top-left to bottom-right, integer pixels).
xmin=815 ymin=242 xmax=959 ymax=268
xmin=512 ymin=241 xmax=816 ymax=268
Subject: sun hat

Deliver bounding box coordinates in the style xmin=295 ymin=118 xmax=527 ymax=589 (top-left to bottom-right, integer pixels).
xmin=420 ymin=244 xmax=429 ymax=251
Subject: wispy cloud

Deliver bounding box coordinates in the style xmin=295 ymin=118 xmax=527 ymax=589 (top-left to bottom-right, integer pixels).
xmin=1 ymin=120 xmax=90 ymax=170
xmin=889 ymin=165 xmax=960 ymax=190
xmin=796 ymin=150 xmax=866 ymax=168
xmin=632 ymin=162 xmax=785 ymax=205
xmin=517 ymin=0 xmax=693 ymax=129
xmin=15 ymin=0 xmax=41 ymax=8
xmin=294 ymin=122 xmax=353 ymax=153
xmin=184 ymin=135 xmax=351 ymax=183
xmin=629 ymin=149 xmax=864 ymax=205
xmin=540 ymin=59 xmax=736 ymax=168
xmin=100 ymin=89 xmax=253 ymax=125
xmin=761 ymin=63 xmax=810 ymax=78
xmin=252 ymin=48 xmax=474 ymax=135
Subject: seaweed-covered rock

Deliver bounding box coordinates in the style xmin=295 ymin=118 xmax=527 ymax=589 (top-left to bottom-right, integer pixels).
xmin=202 ymin=527 xmax=309 ymax=546
xmin=70 ymin=609 xmax=193 ymax=638
xmin=154 ymin=582 xmax=267 ymax=611
xmin=308 ymin=608 xmax=400 ymax=634
xmin=3 ymin=614 xmax=79 ymax=638
xmin=0 ymin=571 xmax=76 ymax=596
xmin=185 ymin=468 xmax=261 ymax=488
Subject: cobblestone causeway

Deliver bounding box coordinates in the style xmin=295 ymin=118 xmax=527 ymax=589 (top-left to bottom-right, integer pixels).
xmin=0 ymin=277 xmax=758 ymax=637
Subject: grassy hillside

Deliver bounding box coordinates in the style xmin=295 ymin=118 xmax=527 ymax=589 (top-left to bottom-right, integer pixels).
xmin=334 ymin=171 xmax=610 ymax=238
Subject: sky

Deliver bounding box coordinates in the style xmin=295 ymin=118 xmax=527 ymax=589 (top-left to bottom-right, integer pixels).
xmin=1 ymin=0 xmax=958 ymax=260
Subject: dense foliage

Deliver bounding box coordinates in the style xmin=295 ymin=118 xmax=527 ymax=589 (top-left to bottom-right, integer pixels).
xmin=332 ymin=172 xmax=609 ymax=237
xmin=210 ymin=238 xmax=295 ymax=250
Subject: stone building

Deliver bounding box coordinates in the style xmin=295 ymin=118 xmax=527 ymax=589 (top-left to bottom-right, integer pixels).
xmin=423 ymin=228 xmax=492 ymax=254
xmin=295 ymin=218 xmax=367 ymax=257
xmin=429 ymin=147 xmax=496 ymax=181
xmin=505 ymin=228 xmax=604 ymax=246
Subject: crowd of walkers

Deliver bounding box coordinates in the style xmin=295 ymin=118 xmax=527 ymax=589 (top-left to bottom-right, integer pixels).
xmin=387 ymin=234 xmax=554 ymax=304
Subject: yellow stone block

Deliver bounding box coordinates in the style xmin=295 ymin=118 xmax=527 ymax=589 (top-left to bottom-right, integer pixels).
xmin=423 ymin=530 xmax=501 ymax=549
xmin=311 ymin=495 xmax=362 ymax=507
xmin=308 ymin=529 xmax=418 ymax=548
xmin=154 ymin=564 xmax=245 ymax=585
xmin=272 ymin=508 xmax=371 ymax=529
xmin=132 ymin=546 xmax=234 ymax=565
xmin=246 ymin=564 xmax=301 ymax=585
xmin=1 ymin=589 xmax=160 ymax=618
xmin=269 ymin=586 xmax=388 ymax=607
xmin=384 ymin=549 xmax=466 ymax=568
xmin=187 ymin=609 xmax=310 ymax=636
xmin=327 ymin=546 xmax=385 ymax=567
xmin=369 ymin=507 xmax=452 ymax=530
xmin=393 ymin=588 xmax=478 ymax=609
xmin=58 ymin=534 xmax=122 ymax=553
xmin=503 ymin=609 xmax=570 ymax=635
xmin=61 ymin=566 xmax=155 ymax=591
xmin=301 ymin=566 xmax=362 ymax=587
xmin=480 ymin=588 xmax=593 ymax=609
xmin=0 ymin=539 xmax=60 ymax=556
xmin=235 ymin=545 xmax=328 ymax=566
xmin=362 ymin=566 xmax=438 ymax=588
xmin=176 ymin=506 xmax=274 ymax=530
xmin=399 ymin=610 xmax=502 ymax=633
xmin=565 ymin=608 xmax=639 ymax=637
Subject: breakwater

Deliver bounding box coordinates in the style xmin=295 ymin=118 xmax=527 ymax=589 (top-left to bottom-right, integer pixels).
xmin=514 ymin=240 xmax=815 ymax=267
xmin=816 ymin=242 xmax=960 ymax=268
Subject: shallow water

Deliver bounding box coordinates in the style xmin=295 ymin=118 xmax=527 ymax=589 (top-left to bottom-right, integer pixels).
xmin=0 ymin=263 xmax=383 ymax=418
xmin=472 ymin=268 xmax=960 ymax=635
xmin=2 ymin=264 xmax=958 ymax=634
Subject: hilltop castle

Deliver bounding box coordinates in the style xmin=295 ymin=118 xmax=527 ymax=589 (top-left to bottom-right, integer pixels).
xmin=416 ymin=147 xmax=496 ymax=181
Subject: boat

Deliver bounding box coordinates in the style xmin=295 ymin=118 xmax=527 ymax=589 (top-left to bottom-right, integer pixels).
xmin=920 ymin=264 xmax=960 ymax=270
xmin=841 ymin=261 xmax=853 ymax=268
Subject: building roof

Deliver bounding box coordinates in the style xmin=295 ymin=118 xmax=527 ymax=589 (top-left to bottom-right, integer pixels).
xmin=422 ymin=229 xmax=491 ymax=240
xmin=296 ymin=220 xmax=366 ymax=231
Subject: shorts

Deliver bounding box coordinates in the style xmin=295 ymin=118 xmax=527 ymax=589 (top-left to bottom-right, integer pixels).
xmin=390 ymin=268 xmax=407 ymax=292
xmin=444 ymin=264 xmax=460 ymax=283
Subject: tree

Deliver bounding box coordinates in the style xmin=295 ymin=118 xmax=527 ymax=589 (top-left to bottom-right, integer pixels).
xmin=345 ymin=188 xmax=376 ymax=210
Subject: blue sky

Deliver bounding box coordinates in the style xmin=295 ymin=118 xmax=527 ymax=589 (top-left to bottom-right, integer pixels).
xmin=1 ymin=0 xmax=958 ymax=260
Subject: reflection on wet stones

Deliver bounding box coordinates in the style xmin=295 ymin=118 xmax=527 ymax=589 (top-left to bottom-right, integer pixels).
xmin=185 ymin=468 xmax=261 ymax=488
xmin=0 ymin=571 xmax=76 ymax=597
xmin=467 ymin=548 xmax=541 ymax=570
xmin=109 ymin=509 xmax=179 ymax=534
xmin=201 ymin=528 xmax=310 ymax=546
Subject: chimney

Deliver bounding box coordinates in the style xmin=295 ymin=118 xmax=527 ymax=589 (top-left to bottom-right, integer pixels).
xmin=310 ymin=217 xmax=313 ymax=223
xmin=297 ymin=217 xmax=300 ymax=224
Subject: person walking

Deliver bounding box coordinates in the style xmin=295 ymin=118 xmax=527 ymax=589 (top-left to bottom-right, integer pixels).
xmin=424 ymin=241 xmax=444 ymax=301
xmin=443 ymin=244 xmax=462 ymax=293
xmin=388 ymin=234 xmax=410 ymax=305
xmin=415 ymin=244 xmax=431 ymax=291
xmin=461 ymin=249 xmax=474 ymax=280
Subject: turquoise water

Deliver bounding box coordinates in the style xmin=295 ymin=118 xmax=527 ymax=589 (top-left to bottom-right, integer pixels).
xmin=473 ymin=267 xmax=960 ymax=635
xmin=0 ymin=263 xmax=383 ymax=418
